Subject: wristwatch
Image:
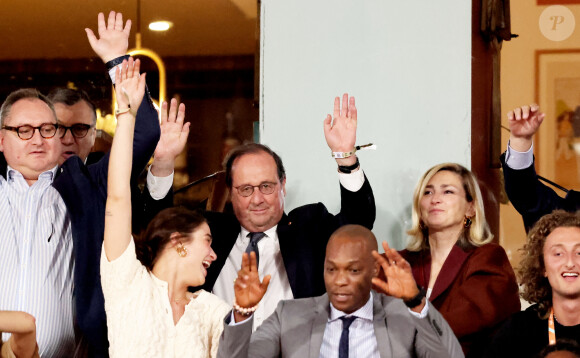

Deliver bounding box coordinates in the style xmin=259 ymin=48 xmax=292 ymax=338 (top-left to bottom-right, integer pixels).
xmin=403 ymin=287 xmax=426 ymax=308
xmin=337 ymin=156 xmax=360 ymax=174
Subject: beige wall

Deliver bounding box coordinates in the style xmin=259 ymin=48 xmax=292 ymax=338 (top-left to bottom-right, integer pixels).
xmin=500 ymin=3 xmax=580 ymax=265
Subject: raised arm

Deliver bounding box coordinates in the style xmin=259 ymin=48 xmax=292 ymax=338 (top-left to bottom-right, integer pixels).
xmin=85 ymin=11 xmax=131 ymax=63
xmin=502 ymin=104 xmax=574 ymax=230
xmin=150 ymin=98 xmax=190 ymax=177
xmin=0 ymin=311 xmax=37 ymax=358
xmin=131 ymin=99 xmax=189 ymax=233
xmin=372 ymin=241 xmax=425 ymax=313
xmin=506 ymin=104 xmax=544 ymax=152
xmin=323 ymin=93 xmax=358 ymax=168
xmin=84 ymin=11 xmax=159 ymax=199
xmin=373 ymin=243 xmax=465 ymax=358
xmin=324 ymin=94 xmax=376 ymax=228
xmin=104 ymin=58 xmax=146 ymax=261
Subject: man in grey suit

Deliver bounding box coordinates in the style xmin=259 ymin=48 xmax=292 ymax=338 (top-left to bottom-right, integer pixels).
xmin=217 ymin=224 xmax=464 ymax=358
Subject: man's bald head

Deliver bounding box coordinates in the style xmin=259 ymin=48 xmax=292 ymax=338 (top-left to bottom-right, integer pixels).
xmin=324 ymin=225 xmax=379 ymax=314
xmin=327 ymin=224 xmax=378 ymax=253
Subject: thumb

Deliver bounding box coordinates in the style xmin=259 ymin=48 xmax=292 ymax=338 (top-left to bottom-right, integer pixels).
xmin=261 ymin=274 xmax=271 ymax=292
xmin=85 ymin=28 xmax=98 ymax=49
xmin=323 ymin=114 xmax=333 ymax=141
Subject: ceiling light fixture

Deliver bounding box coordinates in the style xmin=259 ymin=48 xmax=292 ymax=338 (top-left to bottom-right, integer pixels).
xmin=148 ymin=21 xmax=173 ymax=32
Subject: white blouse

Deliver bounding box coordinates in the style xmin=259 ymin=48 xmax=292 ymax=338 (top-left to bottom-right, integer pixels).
xmin=101 ymin=239 xmax=231 ymax=358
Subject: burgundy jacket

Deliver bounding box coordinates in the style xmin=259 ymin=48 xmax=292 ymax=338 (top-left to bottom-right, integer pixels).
xmin=400 ymin=243 xmax=521 ymax=358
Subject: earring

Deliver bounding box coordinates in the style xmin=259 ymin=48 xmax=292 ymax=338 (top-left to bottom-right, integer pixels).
xmin=464 ymin=216 xmax=472 ymax=228
xmin=176 ymin=242 xmax=188 ymax=257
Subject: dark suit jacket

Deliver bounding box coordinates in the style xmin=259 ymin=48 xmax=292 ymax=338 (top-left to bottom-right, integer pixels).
xmin=202 ymin=176 xmax=375 ymax=299
xmin=501 ymin=152 xmax=580 ymax=231
xmin=485 ymin=304 xmax=580 ymax=358
xmin=1 ymin=93 xmax=167 ymax=357
xmin=400 ymin=243 xmax=520 ymax=358
xmin=217 ymin=292 xmax=465 ymax=358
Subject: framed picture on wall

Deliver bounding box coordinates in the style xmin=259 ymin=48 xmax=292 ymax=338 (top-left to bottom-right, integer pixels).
xmin=535 ymin=49 xmax=580 ymax=191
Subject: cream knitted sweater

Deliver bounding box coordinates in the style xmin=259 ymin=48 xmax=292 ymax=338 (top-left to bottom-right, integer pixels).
xmin=101 ymin=239 xmax=231 ymax=358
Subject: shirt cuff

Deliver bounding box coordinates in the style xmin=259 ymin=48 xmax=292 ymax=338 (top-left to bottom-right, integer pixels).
xmin=408 ymin=301 xmax=429 ymax=319
xmin=338 ymin=168 xmax=365 ymax=192
xmin=108 ymin=66 xmax=119 ymax=85
xmin=107 ymin=55 xmax=131 ymax=84
xmin=505 ymin=141 xmax=534 ymax=170
xmin=146 ymin=169 xmax=173 ymax=200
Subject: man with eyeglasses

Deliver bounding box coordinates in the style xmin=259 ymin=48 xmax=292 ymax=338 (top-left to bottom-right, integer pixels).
xmin=205 ymin=93 xmax=376 ymax=331
xmin=47 ymin=87 xmax=174 ymax=234
xmin=0 ymin=88 xmax=75 ymax=357
xmin=0 ymin=12 xmax=169 ymax=357
xmin=47 ymin=88 xmax=99 ymax=166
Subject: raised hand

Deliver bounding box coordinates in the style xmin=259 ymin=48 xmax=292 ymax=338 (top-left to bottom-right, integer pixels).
xmin=323 ymin=93 xmax=358 ymax=166
xmin=150 ymin=99 xmax=191 ymax=177
xmin=233 ymin=252 xmax=270 ymax=322
xmin=85 ymin=11 xmax=131 ymax=63
xmin=115 ymin=58 xmax=146 ymax=115
xmin=507 ymin=104 xmax=545 ymax=152
xmin=371 ymin=241 xmax=419 ymax=302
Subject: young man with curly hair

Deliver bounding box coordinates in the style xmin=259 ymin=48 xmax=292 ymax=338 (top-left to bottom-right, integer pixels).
xmin=485 ymin=210 xmax=580 ymax=357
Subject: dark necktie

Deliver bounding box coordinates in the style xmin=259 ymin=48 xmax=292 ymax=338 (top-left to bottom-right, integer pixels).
xmin=245 ymin=232 xmax=266 ymax=267
xmin=339 ymin=316 xmax=357 ymax=358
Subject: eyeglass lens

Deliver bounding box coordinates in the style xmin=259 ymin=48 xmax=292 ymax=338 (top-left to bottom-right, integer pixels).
xmin=10 ymin=124 xmax=58 ymax=140
xmin=59 ymin=124 xmax=91 ymax=138
xmin=238 ymin=182 xmax=276 ymax=197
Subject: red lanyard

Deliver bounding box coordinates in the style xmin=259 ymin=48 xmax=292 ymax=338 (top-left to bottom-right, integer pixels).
xmin=548 ymin=308 xmax=556 ymax=345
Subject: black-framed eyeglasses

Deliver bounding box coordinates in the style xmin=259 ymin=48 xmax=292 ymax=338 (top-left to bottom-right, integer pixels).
xmin=234 ymin=182 xmax=278 ymax=197
xmin=59 ymin=124 xmax=94 ymax=139
xmin=2 ymin=123 xmax=59 ymax=140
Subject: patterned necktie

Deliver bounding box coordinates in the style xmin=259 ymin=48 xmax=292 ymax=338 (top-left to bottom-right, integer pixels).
xmin=245 ymin=232 xmax=266 ymax=268
xmin=339 ymin=316 xmax=357 ymax=358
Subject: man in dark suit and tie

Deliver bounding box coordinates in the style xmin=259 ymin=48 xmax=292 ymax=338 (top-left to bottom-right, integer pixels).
xmin=205 ymin=94 xmax=376 ymax=329
xmin=217 ymin=224 xmax=464 ymax=358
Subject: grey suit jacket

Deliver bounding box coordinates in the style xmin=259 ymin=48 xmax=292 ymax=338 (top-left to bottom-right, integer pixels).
xmin=217 ymin=292 xmax=464 ymax=358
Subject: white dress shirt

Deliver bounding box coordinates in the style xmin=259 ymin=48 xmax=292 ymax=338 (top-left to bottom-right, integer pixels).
xmin=213 ymin=226 xmax=294 ymax=330
xmin=0 ymin=166 xmax=74 ymax=358
xmin=213 ymin=169 xmax=366 ymax=330
xmin=319 ymin=292 xmax=429 ymax=358
xmin=320 ymin=293 xmax=379 ymax=358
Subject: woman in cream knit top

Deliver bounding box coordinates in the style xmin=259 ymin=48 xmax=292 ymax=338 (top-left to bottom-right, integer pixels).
xmin=102 ymin=58 xmax=270 ymax=358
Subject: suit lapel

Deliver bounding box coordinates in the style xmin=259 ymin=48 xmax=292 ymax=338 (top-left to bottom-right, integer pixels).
xmin=372 ymin=293 xmax=392 ymax=357
xmin=277 ymin=213 xmax=299 ymax=294
xmin=429 ymin=245 xmax=471 ymax=301
xmin=409 ymin=251 xmax=431 ymax=289
xmin=309 ymin=294 xmax=331 ymax=358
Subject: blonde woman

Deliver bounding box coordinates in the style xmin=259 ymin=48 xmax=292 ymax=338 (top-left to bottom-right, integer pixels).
xmin=400 ymin=163 xmax=520 ymax=357
xmin=101 ymin=58 xmax=269 ymax=357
